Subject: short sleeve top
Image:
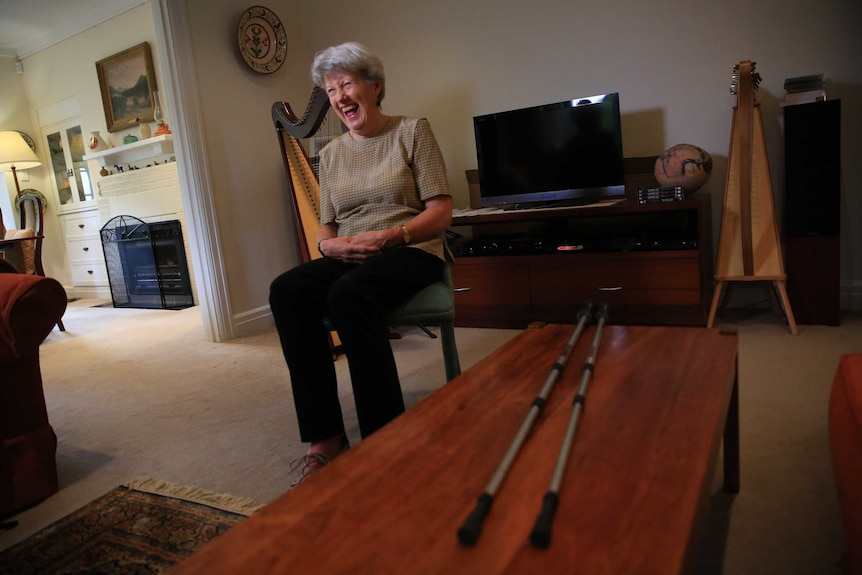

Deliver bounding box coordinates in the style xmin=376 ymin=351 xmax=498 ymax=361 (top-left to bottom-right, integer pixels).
xmin=318 ymin=116 xmax=450 ymax=261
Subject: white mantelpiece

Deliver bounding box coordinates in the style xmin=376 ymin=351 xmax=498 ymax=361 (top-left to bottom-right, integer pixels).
xmin=98 ymin=162 xmax=182 ymax=220
xmin=83 ymin=134 xmax=174 ymax=167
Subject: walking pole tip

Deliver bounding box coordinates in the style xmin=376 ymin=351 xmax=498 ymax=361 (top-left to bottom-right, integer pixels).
xmin=529 ymin=492 xmax=559 ymax=548
xmin=457 ymin=493 xmax=493 ymax=546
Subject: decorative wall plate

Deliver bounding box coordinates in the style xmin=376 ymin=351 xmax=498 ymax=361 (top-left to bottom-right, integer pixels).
xmin=237 ymin=6 xmax=287 ymax=74
xmin=18 ymin=188 xmax=48 ymax=208
xmin=17 ymin=131 xmax=35 ymax=152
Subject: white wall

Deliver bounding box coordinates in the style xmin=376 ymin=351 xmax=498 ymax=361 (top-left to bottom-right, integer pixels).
xmin=182 ymin=0 xmax=312 ymax=323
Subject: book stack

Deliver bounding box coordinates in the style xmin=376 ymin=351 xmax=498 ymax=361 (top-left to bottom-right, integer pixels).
xmin=637 ymin=186 xmax=684 ymax=204
xmin=781 ymin=74 xmax=826 ymax=107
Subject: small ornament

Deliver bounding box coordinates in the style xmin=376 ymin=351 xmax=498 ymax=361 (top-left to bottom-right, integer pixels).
xmin=88 ymin=131 xmax=109 ymax=152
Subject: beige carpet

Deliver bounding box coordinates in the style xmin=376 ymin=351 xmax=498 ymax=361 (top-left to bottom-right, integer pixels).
xmin=1 ymin=299 xmax=859 ymax=574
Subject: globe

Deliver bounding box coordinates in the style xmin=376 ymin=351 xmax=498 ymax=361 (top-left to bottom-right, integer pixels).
xmin=654 ymin=144 xmax=713 ymax=193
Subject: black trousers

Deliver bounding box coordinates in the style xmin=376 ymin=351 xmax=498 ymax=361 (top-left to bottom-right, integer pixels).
xmin=269 ymin=248 xmax=444 ymax=441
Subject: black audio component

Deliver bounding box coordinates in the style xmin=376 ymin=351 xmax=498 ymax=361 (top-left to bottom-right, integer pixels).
xmin=637 ymin=186 xmax=684 ymax=204
xmin=451 ymin=235 xmax=697 ymax=257
xmin=455 ymin=237 xmax=550 ymax=256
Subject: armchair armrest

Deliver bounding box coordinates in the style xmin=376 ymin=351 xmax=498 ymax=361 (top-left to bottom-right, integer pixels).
xmin=0 ymin=274 xmax=66 ymax=363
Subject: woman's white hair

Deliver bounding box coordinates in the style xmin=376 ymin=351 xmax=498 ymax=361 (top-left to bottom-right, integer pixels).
xmin=311 ymin=42 xmax=386 ymax=105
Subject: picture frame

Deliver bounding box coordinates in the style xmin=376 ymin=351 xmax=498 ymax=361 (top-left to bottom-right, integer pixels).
xmin=95 ymin=42 xmax=157 ymax=133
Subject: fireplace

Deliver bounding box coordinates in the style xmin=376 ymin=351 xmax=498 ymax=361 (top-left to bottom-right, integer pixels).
xmin=100 ymin=215 xmax=194 ymax=310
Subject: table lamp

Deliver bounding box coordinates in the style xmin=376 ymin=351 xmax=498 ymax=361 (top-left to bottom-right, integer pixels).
xmin=0 ymin=131 xmax=41 ymax=200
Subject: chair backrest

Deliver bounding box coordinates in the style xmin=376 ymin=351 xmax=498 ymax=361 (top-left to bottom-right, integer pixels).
xmin=14 ymin=194 xmax=45 ymax=275
xmin=17 ymin=194 xmax=44 ymax=236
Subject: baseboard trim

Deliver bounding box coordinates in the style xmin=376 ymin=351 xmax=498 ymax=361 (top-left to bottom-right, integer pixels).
xmin=231 ymin=305 xmax=274 ymax=338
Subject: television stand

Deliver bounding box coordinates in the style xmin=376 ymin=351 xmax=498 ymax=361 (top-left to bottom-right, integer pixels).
xmin=449 ymin=198 xmax=712 ymax=328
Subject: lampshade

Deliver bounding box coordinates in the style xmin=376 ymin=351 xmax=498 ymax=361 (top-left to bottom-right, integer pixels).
xmin=0 ymin=131 xmax=41 ymax=172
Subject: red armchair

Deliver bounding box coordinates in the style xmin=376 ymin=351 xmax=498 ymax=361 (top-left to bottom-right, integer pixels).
xmin=0 ymin=272 xmax=66 ymax=517
xmin=830 ymin=353 xmax=862 ymax=575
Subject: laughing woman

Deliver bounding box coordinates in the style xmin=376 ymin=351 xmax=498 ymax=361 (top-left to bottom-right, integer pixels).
xmin=269 ymin=42 xmax=453 ymax=488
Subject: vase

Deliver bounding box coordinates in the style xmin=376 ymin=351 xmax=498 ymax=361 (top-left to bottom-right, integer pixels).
xmin=152 ymin=91 xmax=172 ymax=136
xmin=88 ymin=131 xmax=109 ymax=152
xmin=139 ymin=121 xmax=151 ymax=139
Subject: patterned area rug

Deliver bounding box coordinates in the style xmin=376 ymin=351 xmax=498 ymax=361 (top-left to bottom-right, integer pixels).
xmin=0 ymin=479 xmax=263 ymax=575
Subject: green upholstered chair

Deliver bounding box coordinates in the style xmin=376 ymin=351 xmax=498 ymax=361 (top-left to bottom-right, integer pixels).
xmin=396 ymin=263 xmax=461 ymax=381
xmin=322 ymin=255 xmax=461 ymax=382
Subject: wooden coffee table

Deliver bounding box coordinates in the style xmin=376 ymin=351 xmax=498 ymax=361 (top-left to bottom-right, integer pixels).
xmin=173 ymin=323 xmax=739 ymax=574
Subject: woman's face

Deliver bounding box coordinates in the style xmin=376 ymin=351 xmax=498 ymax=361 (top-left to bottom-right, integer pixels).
xmin=324 ymin=70 xmax=383 ymax=139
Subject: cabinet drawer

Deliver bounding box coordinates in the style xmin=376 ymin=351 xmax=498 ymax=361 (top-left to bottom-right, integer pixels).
xmin=66 ymin=237 xmax=104 ymax=263
xmin=61 ymin=211 xmax=103 ymax=239
xmin=531 ymin=252 xmax=701 ymax=291
xmin=452 ymin=260 xmax=532 ymax=327
xmin=70 ymin=260 xmax=108 ymax=286
xmin=533 ymin=287 xmax=701 ymax=313
xmin=530 ymin=252 xmax=702 ymax=324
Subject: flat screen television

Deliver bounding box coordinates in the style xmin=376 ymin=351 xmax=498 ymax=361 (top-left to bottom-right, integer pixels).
xmin=473 ymin=93 xmax=625 ymax=209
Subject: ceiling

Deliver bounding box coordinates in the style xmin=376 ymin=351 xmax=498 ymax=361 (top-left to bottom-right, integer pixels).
xmin=0 ymin=0 xmax=148 ymax=58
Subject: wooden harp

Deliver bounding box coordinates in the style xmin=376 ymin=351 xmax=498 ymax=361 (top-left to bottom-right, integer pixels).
xmin=272 ymin=86 xmax=341 ymax=263
xmin=707 ymin=60 xmax=798 ymax=334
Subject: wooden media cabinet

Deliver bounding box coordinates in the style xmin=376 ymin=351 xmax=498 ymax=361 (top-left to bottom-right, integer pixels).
xmin=449 ymin=199 xmax=712 ymax=328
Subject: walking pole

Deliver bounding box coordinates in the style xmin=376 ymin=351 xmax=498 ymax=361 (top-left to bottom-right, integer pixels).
xmin=530 ymin=303 xmax=609 ymax=548
xmin=457 ymin=301 xmax=595 ymax=546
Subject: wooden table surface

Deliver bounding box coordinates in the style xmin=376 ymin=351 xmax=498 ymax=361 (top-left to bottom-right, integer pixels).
xmin=173 ymin=324 xmax=739 ymax=575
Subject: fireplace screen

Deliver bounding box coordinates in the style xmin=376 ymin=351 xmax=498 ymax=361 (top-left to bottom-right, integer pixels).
xmin=100 ymin=215 xmax=194 ymax=310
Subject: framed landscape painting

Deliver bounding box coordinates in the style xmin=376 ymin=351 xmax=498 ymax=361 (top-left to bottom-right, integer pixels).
xmin=96 ymin=42 xmax=157 ymax=133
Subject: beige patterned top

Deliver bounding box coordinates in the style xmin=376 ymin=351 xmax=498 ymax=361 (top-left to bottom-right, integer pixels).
xmin=319 ymin=116 xmax=450 ymax=261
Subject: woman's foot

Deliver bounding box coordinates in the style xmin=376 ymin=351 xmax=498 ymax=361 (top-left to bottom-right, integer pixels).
xmin=289 ymin=434 xmax=350 ymax=488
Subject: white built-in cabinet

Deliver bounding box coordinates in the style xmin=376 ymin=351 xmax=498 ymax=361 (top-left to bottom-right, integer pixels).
xmin=60 ymin=207 xmax=109 ymax=290
xmin=42 ymin=117 xmax=107 ymax=296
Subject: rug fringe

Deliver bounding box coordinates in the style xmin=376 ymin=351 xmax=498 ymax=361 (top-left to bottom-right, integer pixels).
xmin=124 ymin=478 xmax=264 ymax=516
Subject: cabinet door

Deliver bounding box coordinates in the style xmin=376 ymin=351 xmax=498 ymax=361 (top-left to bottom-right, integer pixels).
xmin=44 ymin=120 xmax=95 ymax=210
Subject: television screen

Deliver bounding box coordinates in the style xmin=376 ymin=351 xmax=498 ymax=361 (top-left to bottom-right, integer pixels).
xmin=473 ymin=93 xmax=625 ymax=208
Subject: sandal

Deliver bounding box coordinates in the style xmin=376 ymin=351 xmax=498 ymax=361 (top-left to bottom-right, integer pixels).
xmin=289 ymin=436 xmax=350 ymax=488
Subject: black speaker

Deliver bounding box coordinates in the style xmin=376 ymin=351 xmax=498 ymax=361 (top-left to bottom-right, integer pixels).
xmin=784 ymin=99 xmax=841 ymax=237
xmin=783 ymin=99 xmax=841 ymax=325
